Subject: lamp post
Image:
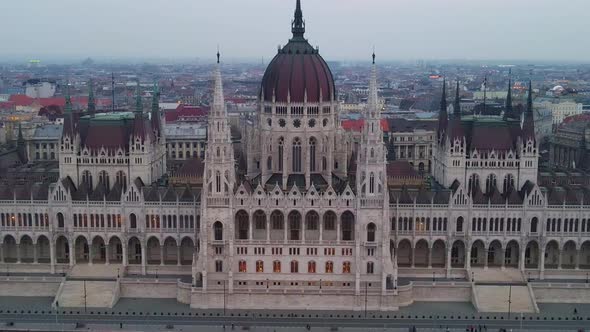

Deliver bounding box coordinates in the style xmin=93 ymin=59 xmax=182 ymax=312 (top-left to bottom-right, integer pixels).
xmin=364 ymin=282 xmax=368 ymax=318
xmin=507 ymin=284 xmax=512 ymax=320
xmin=83 ymin=280 xmax=87 ymax=314
xmin=223 ymin=279 xmax=226 ymax=316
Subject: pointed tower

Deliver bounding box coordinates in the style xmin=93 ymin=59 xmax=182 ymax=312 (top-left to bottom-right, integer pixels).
xmin=433 ymin=79 xmax=466 ymax=188
xmin=88 ymin=79 xmax=96 ymax=113
xmin=503 ymin=70 xmax=513 ymax=120
xmin=16 ymin=122 xmax=27 ymax=164
xmin=132 ymin=81 xmax=146 ymax=140
xmin=357 ymin=52 xmax=386 ymax=198
xmin=453 ymin=80 xmax=461 ymax=118
xmin=518 ymin=80 xmax=538 ymax=188
xmin=355 ymin=52 xmax=393 ymax=297
xmin=59 ymin=82 xmax=81 ymax=182
xmin=437 ymin=79 xmax=448 ymax=143
xmin=151 ymin=82 xmax=161 ymax=138
xmin=198 ymin=52 xmax=236 ymax=293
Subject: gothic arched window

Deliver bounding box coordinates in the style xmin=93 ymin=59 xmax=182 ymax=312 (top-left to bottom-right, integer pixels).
xmin=292 ymin=138 xmax=302 ymax=173
xmin=309 ymin=137 xmax=316 ymax=172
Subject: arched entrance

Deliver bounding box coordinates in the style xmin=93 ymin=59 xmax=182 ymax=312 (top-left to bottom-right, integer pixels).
xmin=470 ymin=240 xmax=486 ymax=267
xmin=55 ymin=236 xmax=69 ymax=264
xmin=108 ymin=236 xmax=123 ymax=263
xmin=505 ymin=240 xmax=519 ymax=267
xmin=19 ymin=235 xmax=34 ymax=263
xmin=397 ymin=239 xmax=412 ymax=267
xmin=180 ymin=237 xmax=194 ymax=265
xmin=580 ymin=241 xmax=590 ymax=269
xmin=147 ymin=237 xmax=161 ymax=265
xmin=431 ymin=240 xmax=446 ymax=267
xmin=414 ymin=239 xmax=429 ymax=267
xmin=488 ymin=240 xmax=503 ymax=267
xmin=128 ymin=237 xmax=142 ymax=264
xmin=91 ymin=236 xmax=106 ymax=263
xmin=451 ymin=240 xmax=465 ymax=268
xmin=561 ymin=241 xmax=577 ymax=269
xmin=36 ymin=235 xmax=50 ymax=263
xmin=163 ymin=237 xmax=178 ymax=265
xmin=3 ymin=235 xmax=17 ymax=263
xmin=75 ymin=236 xmax=89 ymax=263
xmin=545 ymin=241 xmax=559 ymax=269
xmin=525 ymin=241 xmax=540 ymax=268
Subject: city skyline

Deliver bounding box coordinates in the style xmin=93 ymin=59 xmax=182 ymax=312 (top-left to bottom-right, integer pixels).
xmin=1 ymin=0 xmax=589 ymax=63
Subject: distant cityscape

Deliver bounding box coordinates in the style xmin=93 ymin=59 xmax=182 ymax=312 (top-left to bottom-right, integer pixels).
xmin=1 ymin=1 xmax=590 ymax=328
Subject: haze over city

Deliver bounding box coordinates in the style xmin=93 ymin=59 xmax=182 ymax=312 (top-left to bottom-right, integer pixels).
xmin=1 ymin=0 xmax=590 ymax=330
xmin=1 ymin=0 xmax=589 ymax=63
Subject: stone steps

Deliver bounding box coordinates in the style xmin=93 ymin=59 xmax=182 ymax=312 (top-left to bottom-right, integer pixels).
xmin=56 ymin=280 xmax=117 ymax=308
xmin=474 ymin=285 xmax=536 ymax=313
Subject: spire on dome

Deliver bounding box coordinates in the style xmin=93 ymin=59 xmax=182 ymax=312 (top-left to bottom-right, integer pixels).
xmin=291 ymin=0 xmax=305 ymax=40
xmin=454 ymin=80 xmax=461 ymax=117
xmin=135 ymin=81 xmax=142 ymax=114
xmin=88 ymin=79 xmax=95 ymax=113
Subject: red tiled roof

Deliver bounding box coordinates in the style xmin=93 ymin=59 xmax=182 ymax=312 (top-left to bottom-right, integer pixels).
xmin=386 ymin=161 xmax=420 ymax=178
xmin=8 ymin=95 xmax=111 ymax=109
xmin=84 ymin=124 xmax=128 ymax=150
xmin=9 ymin=94 xmax=33 ymax=106
xmin=0 ymin=101 xmax=15 ymax=111
xmin=341 ymin=119 xmax=389 ymax=132
xmin=470 ymin=125 xmax=514 ymax=151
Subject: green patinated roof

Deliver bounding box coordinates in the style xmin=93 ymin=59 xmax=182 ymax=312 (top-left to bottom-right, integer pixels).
xmin=81 ymin=112 xmax=135 ymax=121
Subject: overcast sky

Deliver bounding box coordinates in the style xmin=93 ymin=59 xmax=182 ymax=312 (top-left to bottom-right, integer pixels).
xmin=1 ymin=0 xmax=588 ymax=63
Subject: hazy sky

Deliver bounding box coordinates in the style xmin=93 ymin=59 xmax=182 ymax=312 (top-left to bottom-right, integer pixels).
xmin=1 ymin=0 xmax=588 ymax=62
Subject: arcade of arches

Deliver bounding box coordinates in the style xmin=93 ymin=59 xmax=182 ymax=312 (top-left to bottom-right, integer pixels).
xmin=0 ymin=234 xmax=195 ymax=268
xmin=233 ymin=210 xmax=355 ymax=242
xmin=394 ymin=238 xmax=590 ymax=271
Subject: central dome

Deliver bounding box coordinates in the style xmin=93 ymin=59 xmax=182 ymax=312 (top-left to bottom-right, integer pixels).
xmin=260 ymin=0 xmax=335 ymax=104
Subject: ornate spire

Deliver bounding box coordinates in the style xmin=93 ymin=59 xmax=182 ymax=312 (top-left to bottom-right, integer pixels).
xmin=367 ymin=52 xmax=378 ymax=112
xmin=527 ymin=80 xmax=533 ymax=114
xmin=291 ymin=0 xmax=305 ymax=40
xmin=454 ymin=80 xmax=461 ymax=117
xmin=504 ymin=69 xmax=513 ymax=119
xmin=151 ymin=81 xmax=161 ymax=136
xmin=17 ymin=122 xmax=24 ymax=142
xmin=111 ymin=72 xmax=115 ymax=112
xmin=135 ymin=81 xmax=142 ymax=114
xmin=437 ymin=78 xmax=448 ymax=140
xmin=88 ymin=79 xmax=95 ymax=113
xmin=522 ymin=80 xmax=535 ymax=142
xmin=64 ymin=82 xmax=72 ymax=114
xmin=212 ymin=52 xmax=225 ymax=118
